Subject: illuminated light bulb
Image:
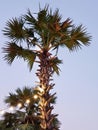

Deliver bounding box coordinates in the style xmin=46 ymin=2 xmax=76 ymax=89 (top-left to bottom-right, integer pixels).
xmin=38 ymin=87 xmax=44 ymax=93
xmin=9 ymin=106 xmax=14 ymax=111
xmin=26 ymin=99 xmax=30 ymax=104
xmin=0 ymin=110 xmax=5 ymax=115
xmin=17 ymin=103 xmax=22 ymax=108
xmin=33 ymin=94 xmax=38 ymax=99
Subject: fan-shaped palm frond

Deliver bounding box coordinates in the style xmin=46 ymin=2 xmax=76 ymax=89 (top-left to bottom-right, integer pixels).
xmin=3 ymin=42 xmax=36 ymax=70
xmin=60 ymin=24 xmax=91 ymax=50
xmin=50 ymin=21 xmax=91 ymax=51
xmin=3 ymin=18 xmax=25 ymax=42
xmin=49 ymin=57 xmax=62 ymax=75
xmin=5 ymin=93 xmax=18 ymax=106
xmin=5 ymin=87 xmax=36 ymax=107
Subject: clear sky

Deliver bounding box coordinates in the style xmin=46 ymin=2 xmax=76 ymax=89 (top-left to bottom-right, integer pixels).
xmin=0 ymin=0 xmax=98 ymax=130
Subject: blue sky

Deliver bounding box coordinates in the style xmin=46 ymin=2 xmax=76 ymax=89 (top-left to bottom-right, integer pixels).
xmin=0 ymin=0 xmax=98 ymax=130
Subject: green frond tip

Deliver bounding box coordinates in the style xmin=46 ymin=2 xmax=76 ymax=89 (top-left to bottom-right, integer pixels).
xmin=3 ymin=42 xmax=36 ymax=71
xmin=16 ymin=87 xmax=32 ymax=97
xmin=38 ymin=8 xmax=47 ymax=22
xmin=24 ymin=9 xmax=37 ymax=25
xmin=4 ymin=93 xmax=18 ymax=106
xmin=49 ymin=57 xmax=62 ymax=75
xmin=72 ymin=25 xmax=91 ymax=42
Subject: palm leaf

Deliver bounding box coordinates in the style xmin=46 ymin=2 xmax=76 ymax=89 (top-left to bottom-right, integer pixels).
xmin=17 ymin=124 xmax=35 ymax=130
xmin=52 ymin=117 xmax=61 ymax=129
xmin=3 ymin=18 xmax=25 ymax=42
xmin=52 ymin=24 xmax=91 ymax=51
xmin=3 ymin=42 xmax=36 ymax=70
xmin=61 ymin=26 xmax=91 ymax=50
xmin=49 ymin=57 xmax=62 ymax=75
xmin=2 ymin=112 xmax=18 ymax=129
xmin=37 ymin=8 xmax=48 ymax=23
xmin=24 ymin=9 xmax=37 ymax=25
xmin=5 ymin=93 xmax=19 ymax=106
xmin=16 ymin=87 xmax=32 ymax=101
xmin=5 ymin=87 xmax=34 ymax=107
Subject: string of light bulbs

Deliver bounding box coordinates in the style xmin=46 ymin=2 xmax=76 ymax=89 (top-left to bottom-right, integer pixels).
xmin=0 ymin=95 xmax=38 ymax=116
xmin=0 ymin=86 xmax=44 ymax=116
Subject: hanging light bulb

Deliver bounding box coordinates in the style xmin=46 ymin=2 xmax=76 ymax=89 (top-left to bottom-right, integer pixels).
xmin=25 ymin=99 xmax=30 ymax=104
xmin=33 ymin=94 xmax=38 ymax=99
xmin=9 ymin=106 xmax=14 ymax=111
xmin=0 ymin=110 xmax=5 ymax=115
xmin=17 ymin=103 xmax=22 ymax=108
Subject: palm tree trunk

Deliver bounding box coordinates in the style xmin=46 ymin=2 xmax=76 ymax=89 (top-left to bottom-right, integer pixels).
xmin=36 ymin=50 xmax=57 ymax=130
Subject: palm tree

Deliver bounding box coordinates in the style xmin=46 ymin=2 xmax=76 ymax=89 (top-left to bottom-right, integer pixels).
xmin=0 ymin=87 xmax=60 ymax=130
xmin=2 ymin=5 xmax=91 ymax=130
xmin=0 ymin=87 xmax=40 ymax=130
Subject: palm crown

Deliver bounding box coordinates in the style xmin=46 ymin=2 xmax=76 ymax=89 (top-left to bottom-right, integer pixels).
xmin=3 ymin=6 xmax=91 ymax=73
